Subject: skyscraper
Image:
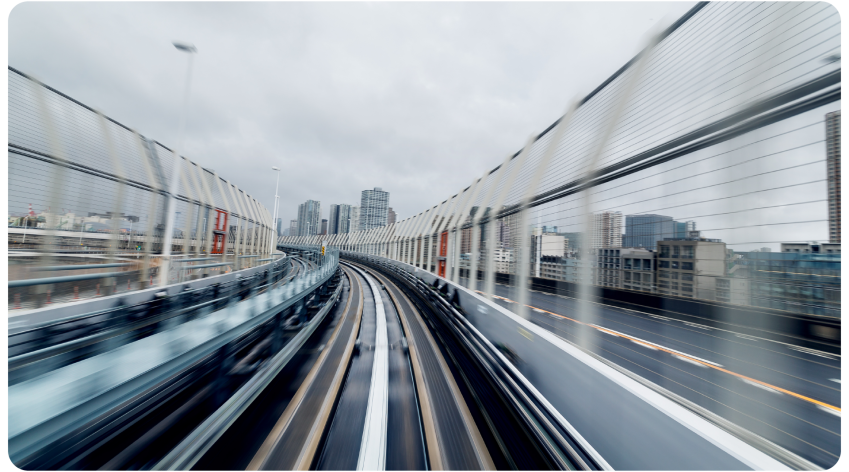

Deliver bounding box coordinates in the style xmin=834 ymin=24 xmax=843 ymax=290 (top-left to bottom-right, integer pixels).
xmin=360 ymin=187 xmax=390 ymax=231
xmin=328 ymin=203 xmax=354 ymax=234
xmin=289 ymin=219 xmax=298 ymax=236
xmin=592 ymin=211 xmax=622 ymax=248
xmin=338 ymin=204 xmax=352 ymax=233
xmin=297 ymin=200 xmax=321 ymax=236
xmin=623 ymin=214 xmax=673 ymax=250
xmin=826 ymin=111 xmax=840 ymax=243
xmin=276 ymin=218 xmax=282 ymax=235
xmin=350 ymin=206 xmax=360 ymax=233
xmin=328 ymin=204 xmax=340 ymax=235
xmin=387 ymin=207 xmax=397 ymax=225
xmin=320 ymin=219 xmax=328 ymax=235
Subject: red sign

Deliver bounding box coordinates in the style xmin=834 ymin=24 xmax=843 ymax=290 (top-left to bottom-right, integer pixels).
xmin=213 ymin=209 xmax=228 ymax=232
xmin=212 ymin=210 xmax=228 ymax=254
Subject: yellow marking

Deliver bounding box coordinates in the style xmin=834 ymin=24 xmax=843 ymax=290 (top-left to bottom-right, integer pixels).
xmin=476 ymin=290 xmax=841 ymax=413
xmin=519 ymin=327 xmax=534 ymax=341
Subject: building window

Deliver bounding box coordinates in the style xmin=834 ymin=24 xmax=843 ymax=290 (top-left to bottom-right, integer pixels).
xmin=660 ymin=261 xmax=670 ymax=268
xmin=672 ymin=261 xmax=679 ymax=269
xmin=681 ymin=273 xmax=693 ymax=281
xmin=660 ymin=245 xmax=670 ymax=258
xmin=659 ymin=270 xmax=669 ymax=279
xmin=672 ymin=246 xmax=680 ymax=258
xmin=682 ymin=246 xmax=694 ymax=259
xmin=625 ymin=272 xmax=632 ymax=281
xmin=681 ymin=284 xmax=693 ymax=292
xmin=670 ymin=271 xmax=679 ymax=280
xmin=681 ymin=262 xmax=694 ymax=271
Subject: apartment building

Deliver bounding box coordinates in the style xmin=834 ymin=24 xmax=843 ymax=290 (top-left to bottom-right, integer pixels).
xmin=657 ymin=234 xmax=725 ymax=299
xmin=621 ymin=248 xmax=656 ymax=292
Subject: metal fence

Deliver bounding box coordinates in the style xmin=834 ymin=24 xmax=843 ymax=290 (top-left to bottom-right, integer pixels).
xmin=8 ymin=66 xmax=276 ymax=307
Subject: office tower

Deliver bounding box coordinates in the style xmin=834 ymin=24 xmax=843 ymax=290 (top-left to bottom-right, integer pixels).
xmin=328 ymin=203 xmax=353 ymax=234
xmin=320 ymin=219 xmax=328 ymax=235
xmin=592 ymin=211 xmax=622 ymax=248
xmin=328 ymin=205 xmax=340 ymax=235
xmin=338 ymin=204 xmax=352 ymax=233
xmin=387 ymin=207 xmax=397 ymax=225
xmin=297 ymin=200 xmax=321 ymax=236
xmin=350 ymin=206 xmax=360 ymax=233
xmin=276 ymin=219 xmax=282 ymax=235
xmin=360 ymin=187 xmax=390 ymax=231
xmin=826 ymin=111 xmax=841 ymax=243
xmin=289 ymin=219 xmax=298 ymax=236
xmin=623 ymin=214 xmax=673 ymax=250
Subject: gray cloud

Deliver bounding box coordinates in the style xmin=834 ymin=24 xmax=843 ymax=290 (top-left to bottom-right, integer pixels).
xmin=9 ymin=1 xmax=698 ymax=226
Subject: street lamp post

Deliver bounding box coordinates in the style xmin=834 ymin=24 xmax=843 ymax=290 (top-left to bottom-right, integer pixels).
xmin=160 ymin=41 xmax=197 ymax=286
xmin=22 ymin=216 xmax=29 ymax=245
xmin=271 ymin=166 xmax=281 ymax=253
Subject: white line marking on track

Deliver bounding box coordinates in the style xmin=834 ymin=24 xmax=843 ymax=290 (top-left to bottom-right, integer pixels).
xmin=683 ymin=322 xmax=711 ymax=330
xmin=741 ymin=378 xmax=782 ymax=395
xmin=817 ymin=404 xmax=841 ymax=417
xmin=676 ymin=355 xmax=708 ymax=368
xmin=632 ymin=339 xmax=658 ymax=350
xmin=594 ymin=325 xmax=724 ymax=367
xmin=788 ymin=345 xmax=839 ymax=361
xmin=735 ymin=334 xmax=760 ymax=342
xmin=829 ymin=378 xmax=840 ymax=384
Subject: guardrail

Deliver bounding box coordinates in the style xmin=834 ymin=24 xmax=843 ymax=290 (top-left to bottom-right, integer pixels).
xmin=9 ymin=248 xmax=339 ymax=467
xmin=9 ymin=254 xmax=288 ymax=332
xmin=154 ymin=269 xmax=344 ymax=470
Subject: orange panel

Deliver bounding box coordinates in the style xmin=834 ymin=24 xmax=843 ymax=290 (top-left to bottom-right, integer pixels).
xmin=439 ymin=231 xmax=448 ymax=257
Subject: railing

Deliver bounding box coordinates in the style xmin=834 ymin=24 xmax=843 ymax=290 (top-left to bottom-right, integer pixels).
xmin=8 ymin=247 xmax=339 ymax=466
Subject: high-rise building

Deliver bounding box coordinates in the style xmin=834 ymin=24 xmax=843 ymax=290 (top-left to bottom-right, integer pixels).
xmin=320 ymin=219 xmax=328 ymax=235
xmin=350 ymin=206 xmax=360 ymax=233
xmin=592 ymin=211 xmax=622 ymax=248
xmin=328 ymin=205 xmax=339 ymax=235
xmin=328 ymin=204 xmax=353 ymax=234
xmin=387 ymin=207 xmax=397 ymax=225
xmin=289 ymin=219 xmax=298 ymax=236
xmin=623 ymin=214 xmax=673 ymax=250
xmin=276 ymin=218 xmax=282 ymax=235
xmin=297 ymin=200 xmax=321 ymax=236
xmin=826 ymin=111 xmax=840 ymax=243
xmin=360 ymin=187 xmax=389 ymax=231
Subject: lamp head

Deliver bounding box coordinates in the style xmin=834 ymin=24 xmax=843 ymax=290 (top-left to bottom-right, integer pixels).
xmin=173 ymin=41 xmax=198 ymax=53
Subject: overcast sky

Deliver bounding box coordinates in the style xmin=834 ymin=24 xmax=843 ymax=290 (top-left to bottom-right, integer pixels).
xmin=8 ymin=1 xmax=699 ymax=226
